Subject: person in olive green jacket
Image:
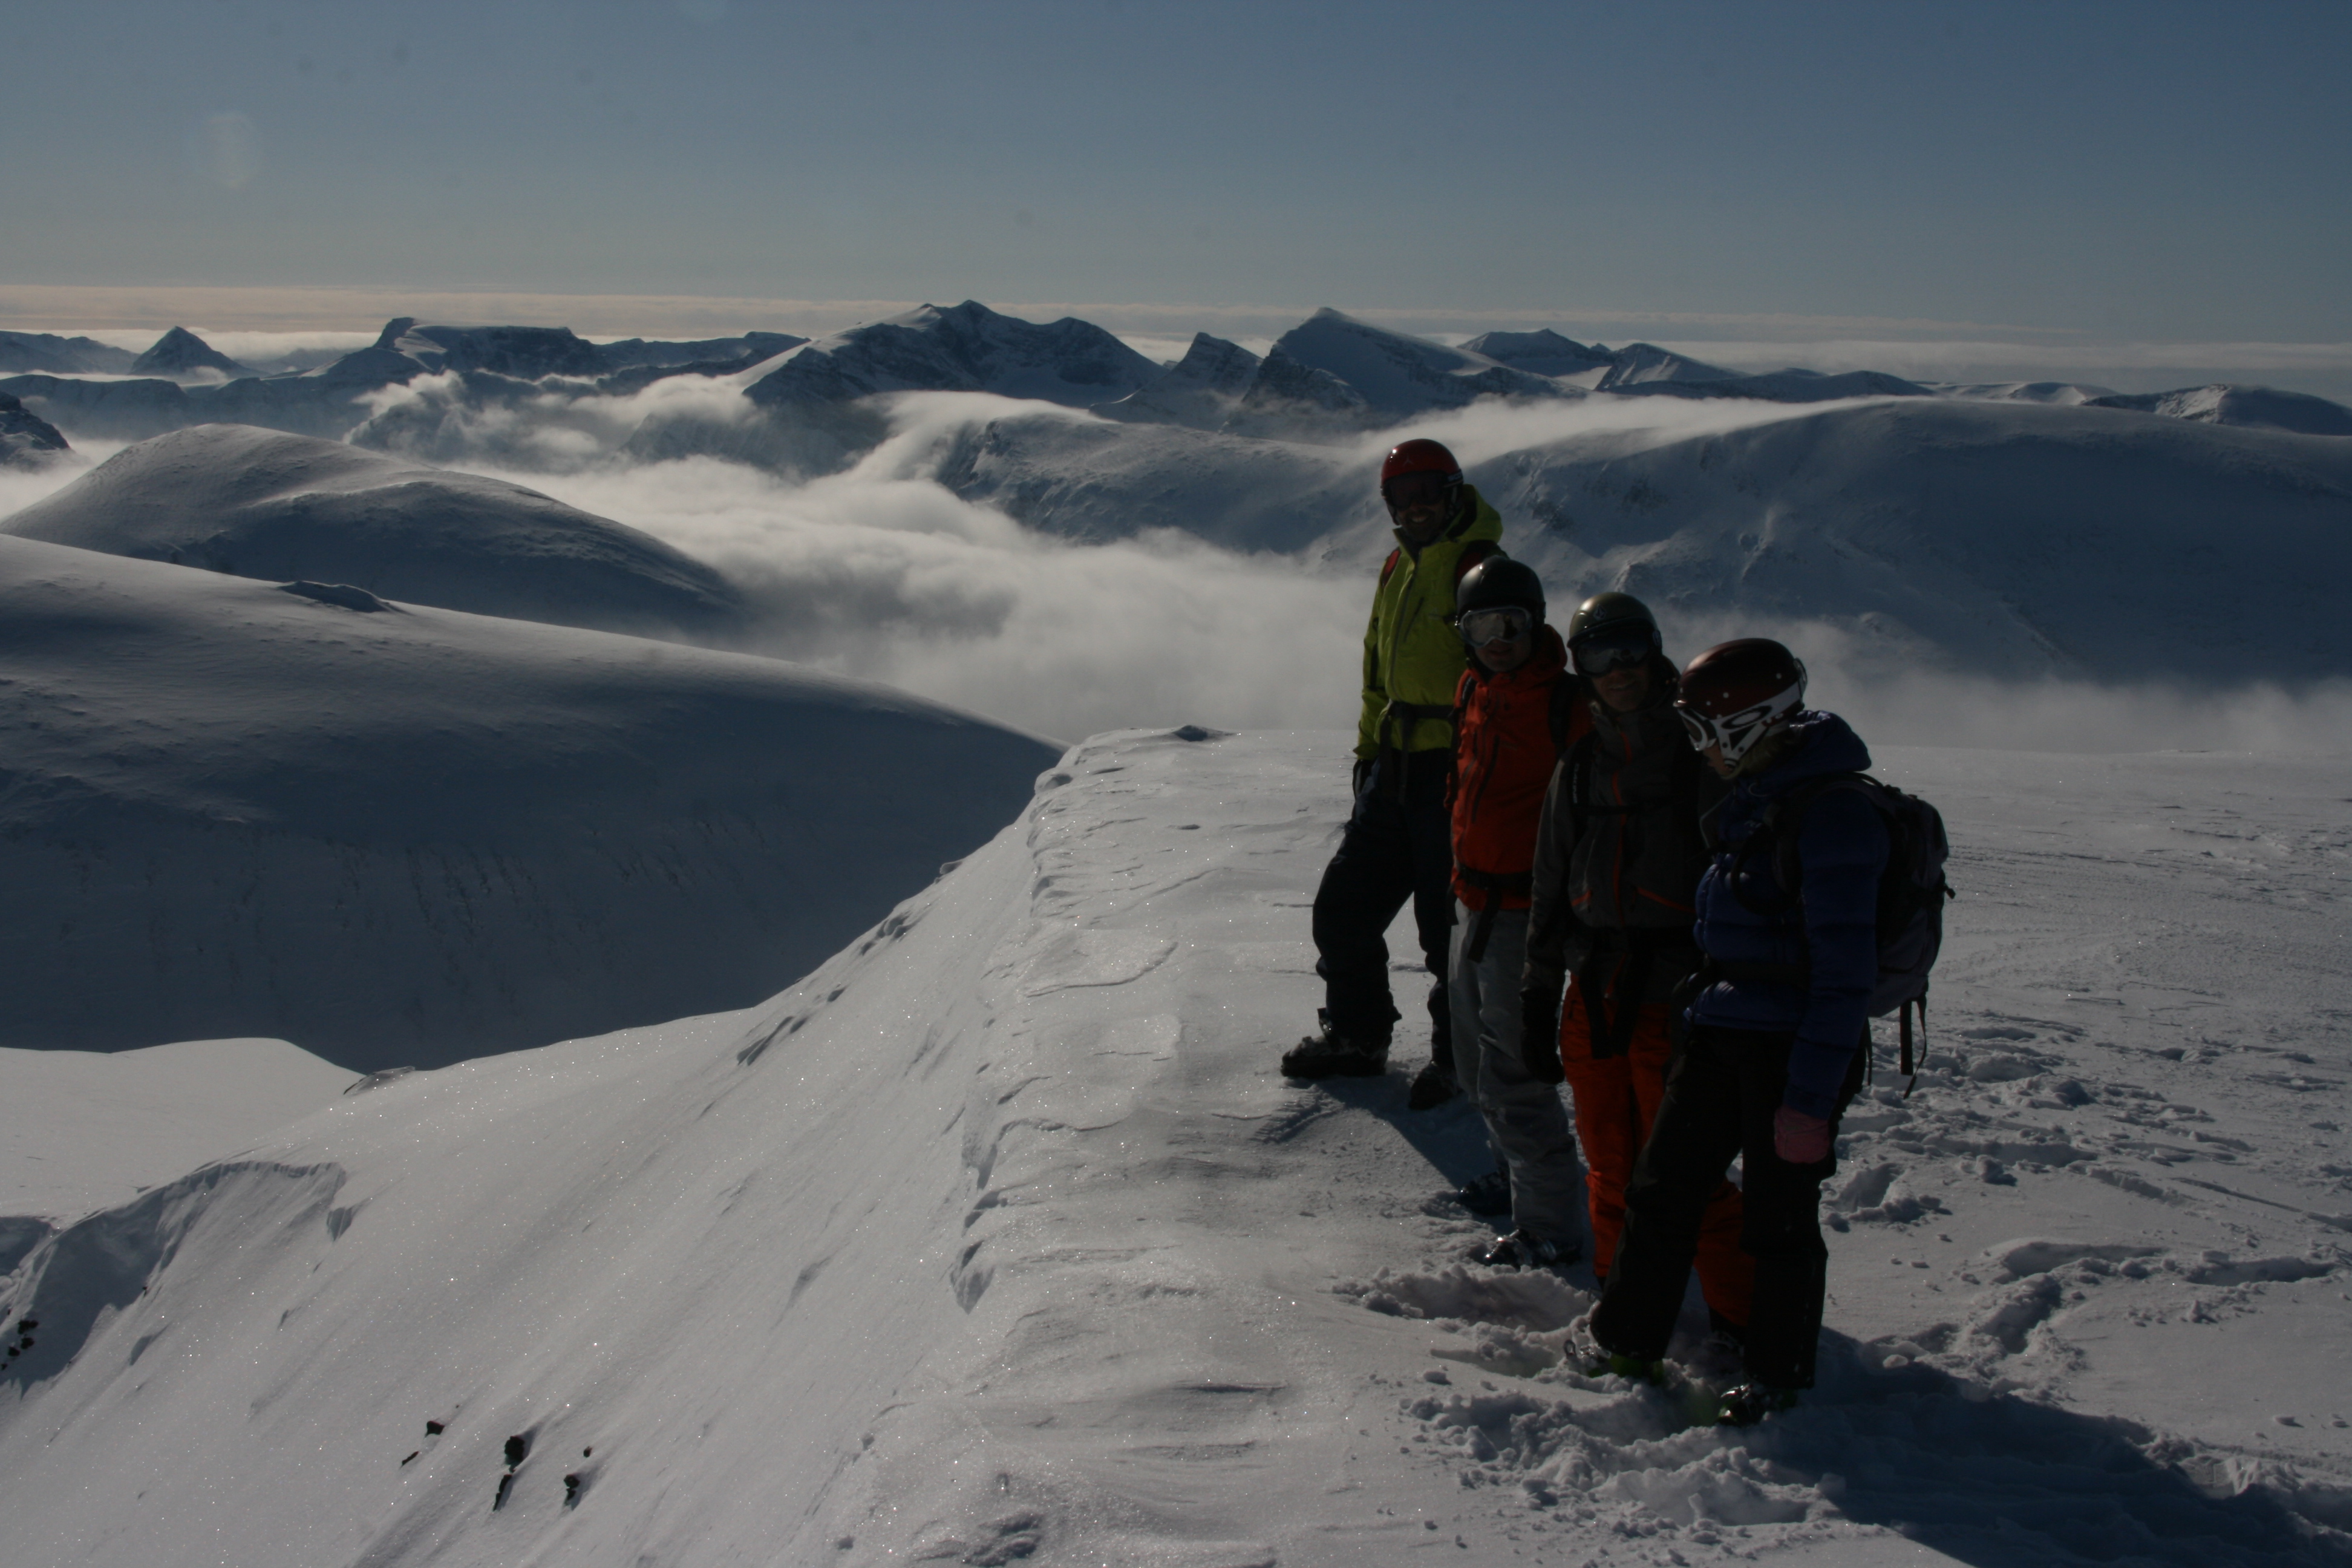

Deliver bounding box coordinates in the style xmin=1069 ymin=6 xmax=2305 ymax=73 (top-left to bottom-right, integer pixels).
xmin=1282 ymin=438 xmax=1504 ymax=1107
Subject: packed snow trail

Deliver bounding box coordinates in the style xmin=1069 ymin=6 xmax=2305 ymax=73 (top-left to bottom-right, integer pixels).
xmin=0 ymin=731 xmax=2347 ymax=1566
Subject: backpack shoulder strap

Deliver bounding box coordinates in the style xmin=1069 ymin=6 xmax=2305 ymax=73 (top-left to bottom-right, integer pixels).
xmin=1377 ymin=547 xmax=1401 ymax=588
xmin=1727 ymin=772 xmax=1871 ymax=913
xmin=1765 ymin=773 xmax=1886 ymax=903
xmin=1452 ymin=537 xmax=1499 ymax=585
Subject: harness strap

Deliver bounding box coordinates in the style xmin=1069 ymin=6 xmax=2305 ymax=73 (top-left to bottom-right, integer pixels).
xmin=1573 ymin=928 xmax=1690 ymax=1060
xmin=1377 ymin=698 xmax=1459 ymax=799
xmin=1457 ymin=867 xmax=1533 ymax=964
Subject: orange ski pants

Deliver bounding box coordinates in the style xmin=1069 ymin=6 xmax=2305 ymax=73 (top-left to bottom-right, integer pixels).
xmin=1560 ymin=988 xmax=1754 ymax=1328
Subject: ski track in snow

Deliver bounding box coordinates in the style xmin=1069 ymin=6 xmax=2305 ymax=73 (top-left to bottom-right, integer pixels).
xmin=0 ymin=731 xmax=2348 ymax=1566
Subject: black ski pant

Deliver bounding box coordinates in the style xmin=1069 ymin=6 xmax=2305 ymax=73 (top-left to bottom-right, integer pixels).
xmin=1589 ymin=1022 xmax=1866 ymax=1389
xmin=1312 ymin=748 xmax=1454 ymax=1065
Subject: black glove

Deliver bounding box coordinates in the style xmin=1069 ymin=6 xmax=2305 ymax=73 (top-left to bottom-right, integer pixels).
xmin=1351 ymin=757 xmax=1374 ymax=799
xmin=1519 ymin=979 xmax=1566 ymax=1085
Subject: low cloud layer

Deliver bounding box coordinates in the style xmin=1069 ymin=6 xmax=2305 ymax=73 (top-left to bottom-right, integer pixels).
xmin=4 ymin=379 xmax=2345 ymax=759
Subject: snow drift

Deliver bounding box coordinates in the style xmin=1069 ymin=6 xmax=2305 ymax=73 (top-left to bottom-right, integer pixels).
xmin=1 ymin=425 xmax=748 ymax=641
xmin=0 ymin=534 xmax=1057 ymax=1067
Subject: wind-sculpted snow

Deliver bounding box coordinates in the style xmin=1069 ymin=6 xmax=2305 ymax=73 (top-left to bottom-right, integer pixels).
xmin=0 ymin=535 xmax=1057 ymax=1066
xmin=0 ymin=732 xmax=2345 ymax=1565
xmin=1 ymin=424 xmax=747 ymax=639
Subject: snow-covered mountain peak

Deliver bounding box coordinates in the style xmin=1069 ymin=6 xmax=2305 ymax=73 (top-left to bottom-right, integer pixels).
xmin=2085 ymin=382 xmax=2352 ymax=436
xmin=0 ymin=392 xmax=70 ymax=469
xmin=746 ymin=299 xmax=1161 ymax=411
xmin=1258 ymin=307 xmax=1576 ymax=420
xmin=1459 ymin=327 xmax=1614 ymax=377
xmin=129 ymin=325 xmax=254 ymax=381
xmin=373 ymin=318 xmax=606 ymax=381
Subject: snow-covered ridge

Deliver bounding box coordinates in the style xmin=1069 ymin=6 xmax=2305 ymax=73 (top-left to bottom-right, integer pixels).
xmin=1 ymin=729 xmax=2346 ymax=1565
xmin=0 ymin=535 xmax=1057 ymax=1067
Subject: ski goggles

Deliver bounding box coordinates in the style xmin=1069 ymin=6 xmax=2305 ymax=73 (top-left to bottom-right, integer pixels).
xmin=1457 ymin=606 xmax=1534 ymax=646
xmin=1673 ymin=695 xmax=1792 ymax=762
xmin=1570 ymin=629 xmax=1655 ymax=676
xmin=1382 ymin=471 xmax=1458 ymax=509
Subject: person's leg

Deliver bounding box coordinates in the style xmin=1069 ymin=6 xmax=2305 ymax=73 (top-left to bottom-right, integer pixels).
xmin=1308 ymin=762 xmax=1415 ymax=1047
xmin=1403 ymin=753 xmax=1459 ymax=1076
xmin=1627 ymin=1009 xmax=1754 ymax=1329
xmin=1560 ymin=986 xmax=1639 ymax=1277
xmin=1732 ymin=1036 xmax=1867 ymax=1389
xmin=1462 ymin=907 xmax=1581 ymax=1250
xmin=1448 ymin=901 xmax=1505 ymax=1168
xmin=1590 ymin=1025 xmax=1746 ymax=1362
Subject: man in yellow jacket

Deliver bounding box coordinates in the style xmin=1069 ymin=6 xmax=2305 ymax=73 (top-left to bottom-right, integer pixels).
xmin=1283 ymin=438 xmax=1504 ymax=1107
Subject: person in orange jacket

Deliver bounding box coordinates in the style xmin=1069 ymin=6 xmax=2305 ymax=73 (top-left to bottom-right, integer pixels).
xmin=1446 ymin=557 xmax=1589 ymax=1268
xmin=1520 ymin=593 xmax=1754 ymax=1328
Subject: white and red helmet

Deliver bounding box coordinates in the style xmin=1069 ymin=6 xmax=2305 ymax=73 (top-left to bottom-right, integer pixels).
xmin=1674 ymin=638 xmax=1806 ymax=765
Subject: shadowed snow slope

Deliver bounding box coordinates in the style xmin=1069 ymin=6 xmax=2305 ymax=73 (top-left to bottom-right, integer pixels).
xmin=1 ymin=425 xmax=748 ymax=639
xmin=0 ymin=535 xmax=1056 ymax=1067
xmin=0 ymin=728 xmax=2346 ymax=1566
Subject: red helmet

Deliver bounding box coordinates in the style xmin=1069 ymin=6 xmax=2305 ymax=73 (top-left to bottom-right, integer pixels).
xmin=1379 ymin=438 xmax=1462 ymax=494
xmin=1674 ymin=638 xmax=1806 ymax=765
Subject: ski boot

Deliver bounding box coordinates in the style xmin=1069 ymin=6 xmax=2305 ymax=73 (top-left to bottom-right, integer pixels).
xmin=1405 ymin=1057 xmax=1460 ymax=1109
xmin=1569 ymin=1322 xmax=1665 ymax=1385
xmin=1474 ymin=1228 xmax=1582 ymax=1271
xmin=1454 ymin=1165 xmax=1512 ymax=1218
xmin=1714 ymin=1383 xmax=1800 ymax=1426
xmin=1281 ymin=1014 xmax=1389 ymax=1079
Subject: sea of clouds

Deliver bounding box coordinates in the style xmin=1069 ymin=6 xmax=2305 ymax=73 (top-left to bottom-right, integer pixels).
xmin=7 ymin=362 xmax=2348 ymax=757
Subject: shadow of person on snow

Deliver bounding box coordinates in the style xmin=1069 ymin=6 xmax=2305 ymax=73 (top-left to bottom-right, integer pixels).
xmin=1728 ymin=1336 xmax=2352 ymax=1566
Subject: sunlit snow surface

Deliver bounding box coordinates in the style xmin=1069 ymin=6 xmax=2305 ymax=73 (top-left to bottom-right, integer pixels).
xmin=1 ymin=729 xmax=2348 ymax=1566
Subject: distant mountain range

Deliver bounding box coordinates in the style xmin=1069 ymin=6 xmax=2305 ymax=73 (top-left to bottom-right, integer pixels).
xmin=6 ymin=305 xmax=2348 ymax=460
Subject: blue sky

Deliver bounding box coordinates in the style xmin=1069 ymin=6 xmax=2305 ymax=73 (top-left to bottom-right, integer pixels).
xmin=5 ymin=0 xmax=2349 ymax=351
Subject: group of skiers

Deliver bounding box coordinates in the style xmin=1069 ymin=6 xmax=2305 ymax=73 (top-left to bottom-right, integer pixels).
xmin=1281 ymin=437 xmax=1899 ymax=1426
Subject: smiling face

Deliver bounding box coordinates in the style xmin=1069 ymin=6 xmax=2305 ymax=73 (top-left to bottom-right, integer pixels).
xmin=1382 ymin=470 xmax=1457 ymax=545
xmin=1593 ymin=661 xmax=1653 ymax=713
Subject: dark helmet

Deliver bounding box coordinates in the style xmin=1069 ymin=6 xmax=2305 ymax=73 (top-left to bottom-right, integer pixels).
xmin=1565 ymin=592 xmax=1661 ymax=657
xmin=1379 ymin=438 xmax=1463 ymax=505
xmin=1674 ymin=638 xmax=1806 ymax=764
xmin=1454 ymin=555 xmax=1545 ymax=623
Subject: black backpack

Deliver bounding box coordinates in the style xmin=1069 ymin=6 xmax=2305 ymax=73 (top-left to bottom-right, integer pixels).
xmin=1729 ymin=773 xmax=1955 ymax=1093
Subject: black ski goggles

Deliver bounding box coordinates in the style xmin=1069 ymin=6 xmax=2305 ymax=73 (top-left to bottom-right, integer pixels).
xmin=1457 ymin=606 xmax=1534 ymax=646
xmin=1570 ymin=629 xmax=1655 ymax=676
xmin=1382 ymin=471 xmax=1458 ymax=509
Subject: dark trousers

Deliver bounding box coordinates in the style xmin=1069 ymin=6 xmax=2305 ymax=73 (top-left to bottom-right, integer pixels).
xmin=1589 ymin=1022 xmax=1866 ymax=1388
xmin=1312 ymin=750 xmax=1455 ymax=1063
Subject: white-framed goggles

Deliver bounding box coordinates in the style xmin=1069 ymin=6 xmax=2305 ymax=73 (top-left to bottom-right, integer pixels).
xmin=1457 ymin=606 xmax=1534 ymax=647
xmin=1673 ymin=686 xmax=1801 ymax=763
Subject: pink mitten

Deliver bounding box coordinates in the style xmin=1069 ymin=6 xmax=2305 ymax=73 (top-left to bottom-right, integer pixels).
xmin=1772 ymin=1106 xmax=1832 ymax=1164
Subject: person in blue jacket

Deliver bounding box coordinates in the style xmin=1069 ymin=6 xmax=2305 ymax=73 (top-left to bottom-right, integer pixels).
xmin=1583 ymin=638 xmax=1887 ymax=1426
